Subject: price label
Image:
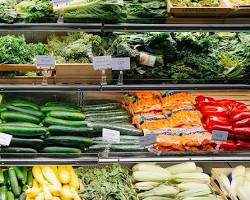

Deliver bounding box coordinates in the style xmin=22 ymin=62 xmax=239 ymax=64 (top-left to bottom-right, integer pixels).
xmin=36 ymin=56 xmax=55 ymax=69
xmin=212 ymin=130 xmax=228 ymax=143
xmin=111 ymin=57 xmax=130 ymax=71
xmin=139 ymin=52 xmax=156 ymax=67
xmin=102 ymin=128 xmax=120 ymax=144
xmin=0 ymin=132 xmax=12 ymax=146
xmin=93 ymin=56 xmax=112 ymax=70
xmin=139 ymin=134 xmax=157 ymax=148
xmin=52 ymin=0 xmax=69 ymax=6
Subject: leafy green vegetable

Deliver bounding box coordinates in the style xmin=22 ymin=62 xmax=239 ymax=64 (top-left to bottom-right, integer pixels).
xmin=0 ymin=0 xmax=17 ymax=23
xmin=171 ymin=0 xmax=220 ymax=7
xmin=77 ymin=164 xmax=137 ymax=200
xmin=54 ymin=0 xmax=127 ymax=23
xmin=16 ymin=0 xmax=53 ymax=23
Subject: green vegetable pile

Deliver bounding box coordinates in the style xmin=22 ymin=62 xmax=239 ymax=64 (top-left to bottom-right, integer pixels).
xmin=77 ymin=164 xmax=137 ymax=200
xmin=48 ymin=32 xmax=104 ymax=63
xmin=0 ymin=0 xmax=17 ymax=23
xmin=125 ymin=0 xmax=167 ymax=20
xmin=171 ymin=0 xmax=220 ymax=7
xmin=53 ymin=0 xmax=127 ymax=23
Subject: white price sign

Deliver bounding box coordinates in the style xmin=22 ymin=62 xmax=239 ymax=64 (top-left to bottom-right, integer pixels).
xmin=111 ymin=57 xmax=130 ymax=70
xmin=102 ymin=128 xmax=120 ymax=144
xmin=139 ymin=134 xmax=157 ymax=148
xmin=36 ymin=56 xmax=55 ymax=69
xmin=93 ymin=56 xmax=112 ymax=70
xmin=212 ymin=130 xmax=228 ymax=143
xmin=0 ymin=132 xmax=12 ymax=146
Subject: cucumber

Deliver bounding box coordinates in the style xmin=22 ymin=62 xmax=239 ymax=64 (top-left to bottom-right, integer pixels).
xmin=8 ymin=100 xmax=40 ymax=111
xmin=48 ymin=125 xmax=94 ymax=136
xmin=0 ymin=125 xmax=47 ymax=137
xmin=41 ymin=106 xmax=80 ymax=113
xmin=88 ymin=122 xmax=143 ymax=136
xmin=10 ymin=137 xmax=44 ymax=149
xmin=21 ymin=168 xmax=28 ymax=185
xmin=1 ymin=147 xmax=37 ymax=154
xmin=87 ymin=115 xmax=130 ymax=123
xmin=45 ymin=102 xmax=80 ymax=109
xmin=40 ymin=146 xmax=82 ymax=157
xmin=8 ymin=168 xmax=20 ymax=197
xmin=111 ymin=144 xmax=146 ymax=152
xmin=3 ymin=171 xmax=10 ymax=187
xmin=84 ymin=109 xmax=122 ymax=115
xmin=45 ymin=136 xmax=95 ymax=148
xmin=43 ymin=117 xmax=87 ymax=127
xmin=47 ymin=111 xmax=85 ymax=121
xmin=1 ymin=122 xmax=41 ymax=128
xmin=7 ymin=191 xmax=14 ymax=200
xmin=0 ymin=105 xmax=7 ymax=113
xmin=18 ymin=193 xmax=26 ymax=200
xmin=6 ymin=105 xmax=44 ymax=119
xmin=0 ymin=186 xmax=7 ymax=200
xmin=85 ymin=111 xmax=128 ymax=117
xmin=1 ymin=112 xmax=41 ymax=124
xmin=83 ymin=103 xmax=120 ymax=112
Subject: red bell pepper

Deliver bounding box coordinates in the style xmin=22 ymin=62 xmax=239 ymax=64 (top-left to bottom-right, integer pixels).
xmin=231 ymin=111 xmax=250 ymax=122
xmin=233 ymin=127 xmax=250 ymax=135
xmin=208 ymin=124 xmax=233 ymax=133
xmin=200 ymin=105 xmax=227 ymax=118
xmin=219 ymin=140 xmax=237 ymax=151
xmin=230 ymin=108 xmax=249 ymax=118
xmin=228 ymin=133 xmax=235 ymax=140
xmin=207 ymin=116 xmax=230 ymax=126
xmin=233 ymin=118 xmax=250 ymax=128
xmin=196 ymin=96 xmax=215 ymax=104
xmin=236 ymin=140 xmax=250 ymax=150
xmin=217 ymin=99 xmax=236 ymax=108
xmin=235 ymin=134 xmax=250 ymax=141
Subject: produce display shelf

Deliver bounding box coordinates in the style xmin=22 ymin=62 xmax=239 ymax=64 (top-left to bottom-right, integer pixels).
xmin=0 ymin=23 xmax=250 ymax=32
xmin=0 ymin=84 xmax=249 ymax=92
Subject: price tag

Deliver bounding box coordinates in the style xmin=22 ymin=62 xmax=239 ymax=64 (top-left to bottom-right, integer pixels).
xmin=93 ymin=56 xmax=112 ymax=70
xmin=0 ymin=132 xmax=12 ymax=146
xmin=139 ymin=134 xmax=157 ymax=148
xmin=52 ymin=0 xmax=69 ymax=6
xmin=36 ymin=56 xmax=55 ymax=69
xmin=211 ymin=130 xmax=228 ymax=143
xmin=139 ymin=52 xmax=156 ymax=67
xmin=102 ymin=128 xmax=120 ymax=144
xmin=111 ymin=57 xmax=130 ymax=70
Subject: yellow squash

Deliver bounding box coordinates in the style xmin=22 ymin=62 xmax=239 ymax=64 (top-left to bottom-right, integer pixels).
xmin=66 ymin=166 xmax=79 ymax=190
xmin=32 ymin=167 xmax=48 ymax=185
xmin=41 ymin=166 xmax=61 ymax=186
xmin=58 ymin=166 xmax=71 ymax=184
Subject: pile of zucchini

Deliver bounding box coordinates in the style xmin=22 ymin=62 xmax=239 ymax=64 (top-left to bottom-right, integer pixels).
xmin=0 ymin=167 xmax=32 ymax=200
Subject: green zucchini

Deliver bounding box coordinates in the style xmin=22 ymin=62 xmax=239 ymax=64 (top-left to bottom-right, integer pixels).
xmin=0 ymin=186 xmax=7 ymax=200
xmin=21 ymin=168 xmax=28 ymax=185
xmin=1 ymin=122 xmax=41 ymax=128
xmin=43 ymin=117 xmax=87 ymax=127
xmin=41 ymin=106 xmax=80 ymax=113
xmin=7 ymin=191 xmax=14 ymax=200
xmin=6 ymin=105 xmax=44 ymax=119
xmin=1 ymin=148 xmax=37 ymax=158
xmin=3 ymin=171 xmax=10 ymax=187
xmin=40 ymin=146 xmax=82 ymax=157
xmin=83 ymin=103 xmax=120 ymax=112
xmin=8 ymin=100 xmax=40 ymax=111
xmin=87 ymin=115 xmax=130 ymax=123
xmin=0 ymin=169 xmax=3 ymax=185
xmin=27 ymin=170 xmax=32 ymax=188
xmin=84 ymin=109 xmax=122 ymax=115
xmin=47 ymin=111 xmax=85 ymax=121
xmin=12 ymin=168 xmax=24 ymax=184
xmin=45 ymin=136 xmax=95 ymax=148
xmin=0 ymin=125 xmax=47 ymax=137
xmin=111 ymin=144 xmax=146 ymax=152
xmin=88 ymin=122 xmax=143 ymax=136
xmin=10 ymin=137 xmax=44 ymax=149
xmin=0 ymin=105 xmax=7 ymax=113
xmin=48 ymin=125 xmax=94 ymax=136
xmin=21 ymin=185 xmax=28 ymax=193
xmin=1 ymin=112 xmax=41 ymax=124
xmin=8 ymin=168 xmax=20 ymax=197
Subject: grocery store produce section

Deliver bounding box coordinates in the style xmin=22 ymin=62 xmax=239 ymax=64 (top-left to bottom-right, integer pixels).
xmin=1 ymin=163 xmax=250 ymax=200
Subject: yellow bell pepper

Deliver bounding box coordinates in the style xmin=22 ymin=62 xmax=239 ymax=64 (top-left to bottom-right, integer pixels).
xmin=32 ymin=167 xmax=48 ymax=185
xmin=58 ymin=166 xmax=70 ymax=184
xmin=66 ymin=166 xmax=79 ymax=190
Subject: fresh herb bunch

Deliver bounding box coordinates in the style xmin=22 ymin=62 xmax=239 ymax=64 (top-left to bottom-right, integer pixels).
xmin=77 ymin=164 xmax=137 ymax=200
xmin=0 ymin=0 xmax=18 ymax=23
